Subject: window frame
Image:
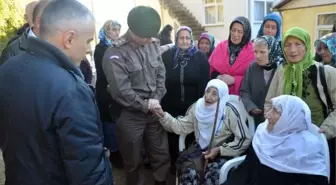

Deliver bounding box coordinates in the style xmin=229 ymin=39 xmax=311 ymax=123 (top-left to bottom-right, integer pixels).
xmin=315 ymin=12 xmax=336 ymax=40
xmin=252 ymin=0 xmax=274 ymax=24
xmin=203 ymin=0 xmax=224 ymax=26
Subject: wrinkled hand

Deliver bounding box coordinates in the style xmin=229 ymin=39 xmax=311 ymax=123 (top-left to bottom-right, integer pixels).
xmin=148 ymin=99 xmax=160 ymax=111
xmin=217 ymin=74 xmax=235 ymax=85
xmin=250 ymin=108 xmax=263 ymax=115
xmin=152 ymin=107 xmax=165 ymax=118
xmin=203 ymin=147 xmax=220 ymax=160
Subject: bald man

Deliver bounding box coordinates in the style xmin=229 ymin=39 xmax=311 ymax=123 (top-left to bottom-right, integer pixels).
xmin=0 ymin=0 xmax=49 ymax=65
xmin=25 ymin=1 xmax=38 ymax=27
xmin=0 ymin=0 xmax=113 ymax=184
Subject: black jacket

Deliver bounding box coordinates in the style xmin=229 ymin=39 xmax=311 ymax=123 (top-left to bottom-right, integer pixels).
xmin=223 ymin=147 xmax=328 ymax=185
xmin=161 ymin=48 xmax=210 ymax=117
xmin=0 ymin=29 xmax=30 ymax=65
xmin=0 ymin=37 xmax=113 ymax=185
xmin=94 ymin=40 xmax=121 ymax=122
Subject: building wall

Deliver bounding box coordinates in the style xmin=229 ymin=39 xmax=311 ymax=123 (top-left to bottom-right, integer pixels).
xmin=280 ymin=0 xmax=335 ymax=10
xmin=281 ymin=4 xmax=336 ymax=48
xmin=179 ymin=0 xmax=247 ymax=41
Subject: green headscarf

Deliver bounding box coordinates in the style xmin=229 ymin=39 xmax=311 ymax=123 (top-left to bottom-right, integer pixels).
xmin=282 ymin=27 xmax=315 ymax=97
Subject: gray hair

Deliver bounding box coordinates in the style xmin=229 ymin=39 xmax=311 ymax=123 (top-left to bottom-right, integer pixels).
xmin=39 ymin=0 xmax=95 ymax=39
xmin=32 ymin=0 xmax=51 ymax=24
xmin=254 ymin=37 xmax=269 ymax=47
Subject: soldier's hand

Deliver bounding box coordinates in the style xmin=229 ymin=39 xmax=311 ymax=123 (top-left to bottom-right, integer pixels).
xmin=148 ymin=99 xmax=160 ymax=110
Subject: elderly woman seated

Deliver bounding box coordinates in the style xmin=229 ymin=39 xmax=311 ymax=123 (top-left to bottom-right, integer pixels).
xmin=223 ymin=95 xmax=329 ymax=185
xmin=154 ymin=79 xmax=252 ymax=185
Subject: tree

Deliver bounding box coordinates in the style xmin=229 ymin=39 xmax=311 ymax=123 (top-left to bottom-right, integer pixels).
xmin=0 ymin=0 xmax=24 ymax=52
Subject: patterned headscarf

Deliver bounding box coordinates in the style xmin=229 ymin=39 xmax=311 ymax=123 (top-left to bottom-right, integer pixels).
xmin=257 ymin=35 xmax=284 ymax=70
xmin=314 ymin=32 xmax=336 ymax=66
xmin=173 ymin=26 xmax=198 ymax=69
xmin=98 ymin=20 xmax=121 ymax=46
xmin=257 ymin=13 xmax=282 ymax=41
xmin=198 ymin=32 xmax=215 ymax=57
xmin=283 ymin=27 xmax=315 ymax=97
xmin=228 ymin=16 xmax=252 ymax=65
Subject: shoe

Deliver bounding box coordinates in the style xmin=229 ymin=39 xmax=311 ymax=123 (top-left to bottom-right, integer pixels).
xmin=109 ymin=151 xmax=124 ymax=169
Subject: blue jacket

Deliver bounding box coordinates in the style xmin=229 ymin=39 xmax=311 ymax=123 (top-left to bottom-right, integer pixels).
xmin=0 ymin=37 xmax=113 ymax=185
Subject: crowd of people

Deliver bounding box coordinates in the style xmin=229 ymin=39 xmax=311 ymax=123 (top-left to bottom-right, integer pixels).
xmin=0 ymin=0 xmax=335 ymax=185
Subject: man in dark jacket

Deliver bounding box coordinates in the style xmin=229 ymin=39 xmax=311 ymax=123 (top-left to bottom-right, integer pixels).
xmin=0 ymin=0 xmax=113 ymax=184
xmin=4 ymin=1 xmax=37 ymax=46
xmin=0 ymin=0 xmax=49 ymax=65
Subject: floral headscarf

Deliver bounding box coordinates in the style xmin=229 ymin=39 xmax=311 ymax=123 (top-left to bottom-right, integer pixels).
xmin=173 ymin=26 xmax=198 ymax=69
xmin=283 ymin=27 xmax=315 ymax=97
xmin=198 ymin=33 xmax=215 ymax=57
xmin=257 ymin=35 xmax=284 ymax=70
xmin=98 ymin=20 xmax=121 ymax=46
xmin=314 ymin=32 xmax=336 ymax=67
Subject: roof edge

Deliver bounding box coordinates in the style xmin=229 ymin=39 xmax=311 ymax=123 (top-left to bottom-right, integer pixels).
xmin=272 ymin=0 xmax=293 ymax=10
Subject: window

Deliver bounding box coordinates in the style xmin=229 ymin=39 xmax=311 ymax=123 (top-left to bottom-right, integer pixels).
xmin=253 ymin=0 xmax=274 ymax=22
xmin=316 ymin=13 xmax=336 ymax=39
xmin=204 ymin=0 xmax=224 ymax=25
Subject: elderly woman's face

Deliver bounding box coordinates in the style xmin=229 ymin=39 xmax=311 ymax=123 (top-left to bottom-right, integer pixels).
xmin=230 ymin=23 xmax=244 ymax=45
xmin=316 ymin=43 xmax=332 ymax=63
xmin=177 ymin=30 xmax=192 ymax=50
xmin=204 ymin=87 xmax=219 ymax=107
xmin=263 ymin=20 xmax=277 ymax=37
xmin=106 ymin=25 xmax=121 ymax=41
xmin=284 ymin=36 xmax=306 ymax=63
xmin=265 ymin=107 xmax=281 ymax=132
xmin=253 ymin=43 xmax=269 ymax=66
xmin=199 ymin=39 xmax=211 ymax=53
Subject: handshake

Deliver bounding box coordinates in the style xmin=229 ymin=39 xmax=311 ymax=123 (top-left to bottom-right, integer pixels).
xmin=148 ymin=99 xmax=165 ymax=118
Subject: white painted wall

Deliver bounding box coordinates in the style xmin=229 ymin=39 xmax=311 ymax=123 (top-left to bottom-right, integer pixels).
xmin=179 ymin=0 xmax=247 ymax=41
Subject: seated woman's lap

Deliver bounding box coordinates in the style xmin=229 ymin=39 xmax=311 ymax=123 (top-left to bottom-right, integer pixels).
xmin=179 ymin=157 xmax=227 ymax=185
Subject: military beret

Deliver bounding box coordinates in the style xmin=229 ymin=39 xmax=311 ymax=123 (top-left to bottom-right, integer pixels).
xmin=127 ymin=6 xmax=161 ymax=38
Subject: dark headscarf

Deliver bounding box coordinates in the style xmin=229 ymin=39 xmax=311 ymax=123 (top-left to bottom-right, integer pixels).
xmin=173 ymin=26 xmax=198 ymax=69
xmin=159 ymin=24 xmax=173 ymax=45
xmin=198 ymin=32 xmax=215 ymax=57
xmin=257 ymin=35 xmax=284 ymax=70
xmin=228 ymin=16 xmax=251 ymax=65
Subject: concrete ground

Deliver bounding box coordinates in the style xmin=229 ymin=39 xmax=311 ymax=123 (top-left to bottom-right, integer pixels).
xmin=112 ymin=166 xmax=176 ymax=185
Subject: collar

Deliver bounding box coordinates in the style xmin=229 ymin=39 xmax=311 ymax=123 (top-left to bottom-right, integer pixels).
xmin=28 ymin=28 xmax=37 ymax=38
xmin=18 ymin=29 xmax=30 ymax=51
xmin=26 ymin=37 xmax=84 ymax=79
xmin=125 ymin=30 xmax=141 ymax=49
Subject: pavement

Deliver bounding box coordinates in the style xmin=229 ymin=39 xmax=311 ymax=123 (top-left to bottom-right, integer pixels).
xmin=112 ymin=166 xmax=176 ymax=185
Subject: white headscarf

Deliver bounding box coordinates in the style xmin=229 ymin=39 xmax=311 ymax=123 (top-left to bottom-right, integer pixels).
xmin=252 ymin=95 xmax=327 ymax=177
xmin=195 ymin=79 xmax=229 ymax=149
